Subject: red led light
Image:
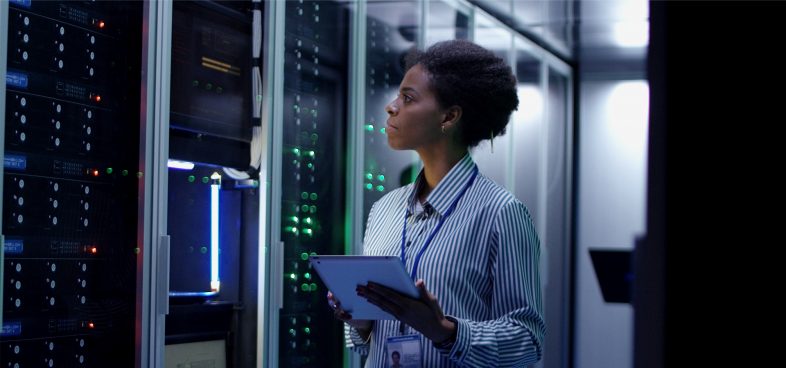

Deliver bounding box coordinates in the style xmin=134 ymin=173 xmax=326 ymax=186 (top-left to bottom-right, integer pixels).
xmin=91 ymin=247 xmax=98 ymax=254
xmin=88 ymin=322 xmax=95 ymax=329
xmin=98 ymin=20 xmax=105 ymax=29
xmin=92 ymin=170 xmax=99 ymax=177
xmin=94 ymin=95 xmax=101 ymax=102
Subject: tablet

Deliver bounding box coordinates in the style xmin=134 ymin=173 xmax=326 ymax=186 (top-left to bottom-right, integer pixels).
xmin=309 ymin=255 xmax=419 ymax=320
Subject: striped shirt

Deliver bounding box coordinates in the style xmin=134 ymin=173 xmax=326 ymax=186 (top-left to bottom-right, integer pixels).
xmin=346 ymin=153 xmax=545 ymax=367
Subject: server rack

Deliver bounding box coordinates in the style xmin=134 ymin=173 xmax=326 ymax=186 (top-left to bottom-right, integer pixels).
xmin=1 ymin=1 xmax=152 ymax=366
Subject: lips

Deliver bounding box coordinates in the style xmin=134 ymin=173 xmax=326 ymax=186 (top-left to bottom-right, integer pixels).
xmin=386 ymin=121 xmax=398 ymax=130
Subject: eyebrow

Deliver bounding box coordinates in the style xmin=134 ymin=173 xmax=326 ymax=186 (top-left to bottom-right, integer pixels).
xmin=400 ymin=86 xmax=420 ymax=96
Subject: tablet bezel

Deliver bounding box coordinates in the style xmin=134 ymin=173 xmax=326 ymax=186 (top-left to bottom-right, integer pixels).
xmin=309 ymin=255 xmax=419 ymax=320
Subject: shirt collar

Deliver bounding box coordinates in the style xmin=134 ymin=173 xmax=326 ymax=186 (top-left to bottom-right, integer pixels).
xmin=407 ymin=153 xmax=477 ymax=216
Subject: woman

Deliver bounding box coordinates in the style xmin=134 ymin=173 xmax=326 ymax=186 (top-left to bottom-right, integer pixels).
xmin=327 ymin=39 xmax=544 ymax=367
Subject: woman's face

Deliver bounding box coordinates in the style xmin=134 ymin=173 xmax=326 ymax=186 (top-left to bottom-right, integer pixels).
xmin=385 ymin=64 xmax=446 ymax=150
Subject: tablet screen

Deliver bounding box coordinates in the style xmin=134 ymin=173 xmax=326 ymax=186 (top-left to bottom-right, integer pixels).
xmin=309 ymin=255 xmax=419 ymax=320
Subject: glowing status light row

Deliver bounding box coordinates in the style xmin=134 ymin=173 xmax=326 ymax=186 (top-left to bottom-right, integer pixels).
xmin=364 ymin=173 xmax=385 ymax=182
xmin=85 ymin=167 xmax=136 ymax=177
xmin=288 ymin=327 xmax=312 ymax=336
xmin=364 ymin=123 xmax=386 ymax=134
xmin=283 ymin=226 xmax=315 ymax=237
xmin=291 ymin=148 xmax=316 ymax=158
xmin=286 ymin=216 xmax=315 ymax=225
xmin=297 ymin=204 xmax=317 ymax=213
xmin=184 ymin=175 xmax=215 ymax=184
xmin=300 ymin=192 xmax=318 ymax=200
xmin=365 ymin=183 xmax=385 ymax=191
xmin=288 ymin=272 xmax=312 ymax=281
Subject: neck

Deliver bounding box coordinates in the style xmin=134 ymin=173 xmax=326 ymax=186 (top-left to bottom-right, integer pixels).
xmin=416 ymin=143 xmax=468 ymax=201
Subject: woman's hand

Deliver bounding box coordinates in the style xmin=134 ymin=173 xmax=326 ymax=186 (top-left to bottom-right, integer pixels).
xmin=357 ymin=279 xmax=456 ymax=343
xmin=327 ymin=291 xmax=373 ymax=335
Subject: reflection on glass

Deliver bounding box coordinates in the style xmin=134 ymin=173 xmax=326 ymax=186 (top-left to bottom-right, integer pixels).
xmin=471 ymin=13 xmax=513 ymax=188
xmin=512 ymin=39 xmax=542 ymax=220
xmin=362 ymin=0 xmax=421 ymax=227
xmin=426 ymin=0 xmax=470 ymax=46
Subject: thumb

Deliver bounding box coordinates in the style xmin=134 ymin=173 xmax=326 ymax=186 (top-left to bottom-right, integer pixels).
xmin=416 ymin=279 xmax=428 ymax=298
xmin=416 ymin=279 xmax=443 ymax=316
xmin=416 ymin=279 xmax=436 ymax=304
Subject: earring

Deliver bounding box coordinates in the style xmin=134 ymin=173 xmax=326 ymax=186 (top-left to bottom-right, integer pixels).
xmin=441 ymin=125 xmax=446 ymax=134
xmin=490 ymin=130 xmax=494 ymax=153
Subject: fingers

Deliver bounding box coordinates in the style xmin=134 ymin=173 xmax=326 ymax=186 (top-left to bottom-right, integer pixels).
xmin=357 ymin=284 xmax=405 ymax=317
xmin=327 ymin=291 xmax=353 ymax=321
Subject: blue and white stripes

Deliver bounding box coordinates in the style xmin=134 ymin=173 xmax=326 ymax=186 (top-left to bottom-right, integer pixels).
xmin=346 ymin=154 xmax=545 ymax=367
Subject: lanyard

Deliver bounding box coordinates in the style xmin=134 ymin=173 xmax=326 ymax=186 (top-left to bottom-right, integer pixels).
xmin=400 ymin=166 xmax=478 ymax=280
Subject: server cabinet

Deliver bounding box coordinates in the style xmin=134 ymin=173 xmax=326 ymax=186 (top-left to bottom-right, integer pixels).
xmin=163 ymin=2 xmax=263 ymax=367
xmin=1 ymin=1 xmax=149 ymax=367
xmin=359 ymin=0 xmax=420 ymax=226
xmin=275 ymin=1 xmax=350 ymax=366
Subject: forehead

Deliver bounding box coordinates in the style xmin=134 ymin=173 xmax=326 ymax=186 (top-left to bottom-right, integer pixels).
xmin=401 ymin=64 xmax=433 ymax=93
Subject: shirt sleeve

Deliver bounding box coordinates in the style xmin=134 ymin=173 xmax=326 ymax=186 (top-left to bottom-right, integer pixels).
xmin=439 ymin=200 xmax=545 ymax=367
xmin=344 ymin=323 xmax=371 ymax=355
xmin=344 ymin=200 xmax=380 ymax=356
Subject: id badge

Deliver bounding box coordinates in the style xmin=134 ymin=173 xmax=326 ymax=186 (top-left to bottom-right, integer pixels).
xmin=385 ymin=334 xmax=421 ymax=368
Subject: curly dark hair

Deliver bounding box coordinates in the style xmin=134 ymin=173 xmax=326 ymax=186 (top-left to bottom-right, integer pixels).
xmin=404 ymin=39 xmax=519 ymax=148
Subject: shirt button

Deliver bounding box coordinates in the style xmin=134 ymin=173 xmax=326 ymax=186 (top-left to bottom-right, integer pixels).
xmin=406 ymin=241 xmax=412 ymax=247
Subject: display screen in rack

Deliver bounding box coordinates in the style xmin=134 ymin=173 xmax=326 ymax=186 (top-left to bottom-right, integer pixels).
xmin=170 ymin=1 xmax=252 ymax=143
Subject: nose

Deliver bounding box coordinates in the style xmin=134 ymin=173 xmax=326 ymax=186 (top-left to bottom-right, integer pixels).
xmin=385 ymin=100 xmax=397 ymax=116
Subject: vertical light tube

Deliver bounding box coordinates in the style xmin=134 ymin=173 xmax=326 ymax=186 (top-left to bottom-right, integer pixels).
xmin=210 ymin=172 xmax=221 ymax=292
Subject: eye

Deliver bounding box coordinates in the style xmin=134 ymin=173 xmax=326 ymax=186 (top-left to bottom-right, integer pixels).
xmin=399 ymin=93 xmax=413 ymax=103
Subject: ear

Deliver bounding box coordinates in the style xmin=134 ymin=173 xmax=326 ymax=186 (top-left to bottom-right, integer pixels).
xmin=441 ymin=105 xmax=462 ymax=131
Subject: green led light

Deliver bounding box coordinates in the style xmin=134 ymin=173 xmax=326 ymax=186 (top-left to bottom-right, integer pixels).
xmin=377 ymin=174 xmax=385 ymax=182
xmin=304 ymin=217 xmax=313 ymax=225
xmin=106 ymin=167 xmax=113 ymax=174
xmin=365 ymin=124 xmax=374 ymax=132
xmin=293 ymin=148 xmax=301 ymax=156
xmin=304 ymin=327 xmax=311 ymax=334
xmin=187 ymin=175 xmax=195 ymax=183
xmin=365 ymin=183 xmax=373 ymax=190
xmin=192 ymin=80 xmax=199 ymax=87
xmin=301 ymin=192 xmax=309 ymax=199
xmin=302 ymin=228 xmax=313 ymax=236
xmin=200 ymin=247 xmax=207 ymax=254
xmin=365 ymin=172 xmax=373 ymax=180
xmin=376 ymin=185 xmax=385 ymax=192
xmin=300 ymin=252 xmax=309 ymax=261
xmin=380 ymin=127 xmax=386 ymax=134
xmin=289 ymin=328 xmax=296 ymax=336
xmin=289 ymin=273 xmax=297 ymax=281
xmin=122 ymin=170 xmax=129 ymax=176
xmin=284 ymin=226 xmax=298 ymax=234
xmin=301 ymin=283 xmax=310 ymax=292
xmin=310 ymin=252 xmax=317 ymax=256
xmin=301 ymin=205 xmax=310 ymax=212
xmin=309 ymin=205 xmax=317 ymax=213
xmin=307 ymin=150 xmax=315 ymax=158
xmin=311 ymin=133 xmax=318 ymax=141
xmin=201 ymin=176 xmax=209 ymax=184
xmin=288 ymin=216 xmax=299 ymax=223
xmin=309 ymin=193 xmax=317 ymax=200
xmin=304 ymin=272 xmax=311 ymax=279
xmin=309 ymin=283 xmax=317 ymax=291
xmin=307 ymin=163 xmax=313 ymax=169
